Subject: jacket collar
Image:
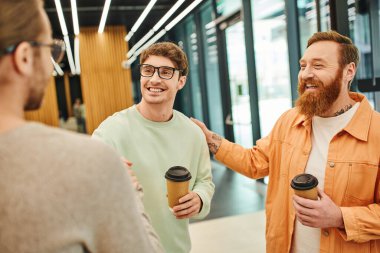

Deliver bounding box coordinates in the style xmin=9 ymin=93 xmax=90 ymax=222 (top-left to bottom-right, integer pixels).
xmin=292 ymin=92 xmax=373 ymax=141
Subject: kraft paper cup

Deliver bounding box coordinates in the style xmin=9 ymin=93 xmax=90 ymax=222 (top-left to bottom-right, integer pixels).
xmin=165 ymin=166 xmax=192 ymax=208
xmin=291 ymin=173 xmax=319 ymax=200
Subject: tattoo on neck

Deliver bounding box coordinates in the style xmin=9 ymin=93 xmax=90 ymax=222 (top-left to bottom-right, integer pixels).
xmin=207 ymin=133 xmax=222 ymax=154
xmin=334 ymin=104 xmax=353 ymax=116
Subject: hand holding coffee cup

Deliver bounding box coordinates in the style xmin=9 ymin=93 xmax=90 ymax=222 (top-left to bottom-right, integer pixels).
xmin=291 ymin=173 xmax=319 ymax=200
xmin=165 ymin=166 xmax=192 ymax=208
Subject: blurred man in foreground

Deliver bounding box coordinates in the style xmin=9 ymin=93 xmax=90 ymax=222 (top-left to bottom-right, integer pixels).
xmin=0 ymin=1 xmax=162 ymax=252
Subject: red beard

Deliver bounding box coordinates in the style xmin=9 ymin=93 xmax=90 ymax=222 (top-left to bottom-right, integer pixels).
xmin=295 ymin=71 xmax=342 ymax=118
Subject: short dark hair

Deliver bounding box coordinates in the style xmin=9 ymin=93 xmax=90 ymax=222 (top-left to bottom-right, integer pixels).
xmin=307 ymin=30 xmax=360 ymax=68
xmin=140 ymin=42 xmax=189 ymax=76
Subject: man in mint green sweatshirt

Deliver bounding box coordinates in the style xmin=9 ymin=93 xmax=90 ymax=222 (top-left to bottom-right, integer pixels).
xmin=93 ymin=41 xmax=215 ymax=253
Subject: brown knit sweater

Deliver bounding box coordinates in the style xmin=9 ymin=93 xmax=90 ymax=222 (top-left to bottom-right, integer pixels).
xmin=0 ymin=123 xmax=163 ymax=253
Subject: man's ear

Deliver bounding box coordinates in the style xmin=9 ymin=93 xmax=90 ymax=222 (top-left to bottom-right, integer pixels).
xmin=344 ymin=62 xmax=356 ymax=84
xmin=177 ymin=75 xmax=187 ymax=90
xmin=13 ymin=42 xmax=34 ymax=76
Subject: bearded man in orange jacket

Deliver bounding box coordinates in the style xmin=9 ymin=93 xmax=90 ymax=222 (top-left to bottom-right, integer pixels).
xmin=192 ymin=31 xmax=380 ymax=253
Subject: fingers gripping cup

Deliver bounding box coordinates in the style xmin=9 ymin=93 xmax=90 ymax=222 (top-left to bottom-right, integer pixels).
xmin=291 ymin=173 xmax=319 ymax=200
xmin=165 ymin=166 xmax=192 ymax=208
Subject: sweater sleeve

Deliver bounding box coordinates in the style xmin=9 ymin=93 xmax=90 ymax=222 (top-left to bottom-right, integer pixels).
xmin=192 ymin=135 xmax=215 ymax=219
xmin=92 ymin=121 xmax=118 ymax=150
xmin=91 ymin=146 xmax=164 ymax=253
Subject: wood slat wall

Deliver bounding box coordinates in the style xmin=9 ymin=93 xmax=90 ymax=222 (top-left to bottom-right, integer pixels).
xmin=64 ymin=74 xmax=72 ymax=117
xmin=24 ymin=77 xmax=59 ymax=127
xmin=79 ymin=26 xmax=133 ymax=134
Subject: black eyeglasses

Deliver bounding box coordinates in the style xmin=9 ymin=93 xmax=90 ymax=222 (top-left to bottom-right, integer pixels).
xmin=0 ymin=39 xmax=66 ymax=63
xmin=139 ymin=64 xmax=182 ymax=80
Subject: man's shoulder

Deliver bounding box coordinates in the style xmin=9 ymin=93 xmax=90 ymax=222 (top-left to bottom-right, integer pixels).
xmin=30 ymin=124 xmax=120 ymax=162
xmin=173 ymin=111 xmax=206 ymax=138
xmin=277 ymin=107 xmax=302 ymax=124
xmin=96 ymin=107 xmax=135 ymax=130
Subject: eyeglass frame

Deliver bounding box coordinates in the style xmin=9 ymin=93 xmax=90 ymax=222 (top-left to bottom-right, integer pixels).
xmin=0 ymin=39 xmax=66 ymax=63
xmin=139 ymin=64 xmax=183 ymax=80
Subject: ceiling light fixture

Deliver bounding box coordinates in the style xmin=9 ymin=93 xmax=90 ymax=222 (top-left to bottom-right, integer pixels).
xmin=52 ymin=58 xmax=64 ymax=76
xmin=55 ymin=0 xmax=77 ymax=75
xmin=74 ymin=37 xmax=81 ymax=74
xmin=64 ymin=35 xmax=77 ymax=75
xmin=125 ymin=0 xmax=157 ymax=41
xmin=153 ymin=0 xmax=185 ymax=31
xmin=127 ymin=30 xmax=155 ymax=58
xmin=165 ymin=0 xmax=203 ymax=31
xmin=126 ymin=0 xmax=186 ymax=58
xmin=54 ymin=0 xmax=68 ymax=35
xmin=71 ymin=0 xmax=80 ymax=35
xmin=98 ymin=0 xmax=112 ymax=33
xmin=126 ymin=0 xmax=203 ymax=65
xmin=126 ymin=29 xmax=167 ymax=66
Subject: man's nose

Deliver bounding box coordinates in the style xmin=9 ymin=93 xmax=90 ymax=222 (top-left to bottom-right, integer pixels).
xmin=300 ymin=67 xmax=314 ymax=80
xmin=150 ymin=70 xmax=161 ymax=82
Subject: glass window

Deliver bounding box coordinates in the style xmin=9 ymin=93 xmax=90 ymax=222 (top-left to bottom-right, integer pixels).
xmin=184 ymin=16 xmax=204 ymax=121
xmin=172 ymin=25 xmax=193 ymax=116
xmin=225 ymin=21 xmax=253 ymax=147
xmin=319 ymin=0 xmax=331 ymax=31
xmin=347 ymin=0 xmax=376 ymax=108
xmin=298 ymin=0 xmax=319 ymax=52
xmin=200 ymin=2 xmax=225 ymax=136
xmin=216 ymin=0 xmax=241 ymax=16
xmin=297 ymin=0 xmax=331 ymax=53
xmin=251 ymin=0 xmax=292 ymax=137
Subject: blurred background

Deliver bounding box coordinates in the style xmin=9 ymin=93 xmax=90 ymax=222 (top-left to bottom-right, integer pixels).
xmin=25 ymin=1 xmax=380 ymax=251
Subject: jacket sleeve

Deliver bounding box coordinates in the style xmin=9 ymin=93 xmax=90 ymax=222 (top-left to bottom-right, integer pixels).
xmin=192 ymin=134 xmax=215 ymax=219
xmin=339 ymin=204 xmax=380 ymax=242
xmin=339 ymin=167 xmax=380 ymax=243
xmin=215 ymin=136 xmax=271 ymax=179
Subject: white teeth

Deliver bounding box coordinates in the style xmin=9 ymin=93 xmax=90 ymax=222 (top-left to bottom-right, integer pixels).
xmin=148 ymin=88 xmax=163 ymax=93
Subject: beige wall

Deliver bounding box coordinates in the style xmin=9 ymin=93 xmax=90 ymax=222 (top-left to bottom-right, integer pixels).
xmin=79 ymin=26 xmax=133 ymax=134
xmin=24 ymin=77 xmax=59 ymax=127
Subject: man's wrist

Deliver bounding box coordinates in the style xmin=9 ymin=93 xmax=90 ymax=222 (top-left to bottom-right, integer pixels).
xmin=207 ymin=133 xmax=222 ymax=154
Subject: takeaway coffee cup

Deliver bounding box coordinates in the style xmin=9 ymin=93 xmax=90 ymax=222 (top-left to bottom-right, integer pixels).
xmin=165 ymin=166 xmax=192 ymax=208
xmin=291 ymin=173 xmax=319 ymax=200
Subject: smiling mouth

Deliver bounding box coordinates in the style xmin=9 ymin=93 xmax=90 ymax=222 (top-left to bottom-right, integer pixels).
xmin=305 ymin=84 xmax=318 ymax=90
xmin=147 ymin=87 xmax=164 ymax=93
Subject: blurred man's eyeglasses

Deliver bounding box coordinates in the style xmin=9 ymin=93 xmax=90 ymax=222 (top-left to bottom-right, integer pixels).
xmin=139 ymin=64 xmax=182 ymax=80
xmin=0 ymin=39 xmax=66 ymax=63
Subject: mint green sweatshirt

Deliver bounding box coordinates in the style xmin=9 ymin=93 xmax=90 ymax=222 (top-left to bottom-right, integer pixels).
xmin=92 ymin=105 xmax=215 ymax=253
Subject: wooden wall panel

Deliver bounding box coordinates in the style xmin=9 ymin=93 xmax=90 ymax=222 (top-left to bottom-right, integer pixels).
xmin=79 ymin=26 xmax=133 ymax=134
xmin=24 ymin=77 xmax=59 ymax=127
xmin=64 ymin=74 xmax=72 ymax=117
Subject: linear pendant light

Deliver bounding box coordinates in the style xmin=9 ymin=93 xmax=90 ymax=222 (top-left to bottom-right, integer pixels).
xmin=70 ymin=0 xmax=80 ymax=35
xmin=126 ymin=0 xmax=186 ymax=58
xmin=125 ymin=0 xmax=158 ymax=41
xmin=98 ymin=0 xmax=112 ymax=33
xmin=54 ymin=0 xmax=77 ymax=75
xmin=125 ymin=0 xmax=204 ymax=66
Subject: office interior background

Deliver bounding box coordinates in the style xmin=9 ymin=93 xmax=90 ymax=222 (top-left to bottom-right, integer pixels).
xmin=24 ymin=0 xmax=380 ymax=251
xmin=29 ymin=0 xmax=380 ymax=144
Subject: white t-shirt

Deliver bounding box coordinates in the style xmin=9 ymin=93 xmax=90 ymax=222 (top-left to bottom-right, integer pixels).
xmin=291 ymin=102 xmax=359 ymax=253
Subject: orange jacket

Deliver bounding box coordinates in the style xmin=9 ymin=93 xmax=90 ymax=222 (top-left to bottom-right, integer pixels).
xmin=215 ymin=92 xmax=380 ymax=253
